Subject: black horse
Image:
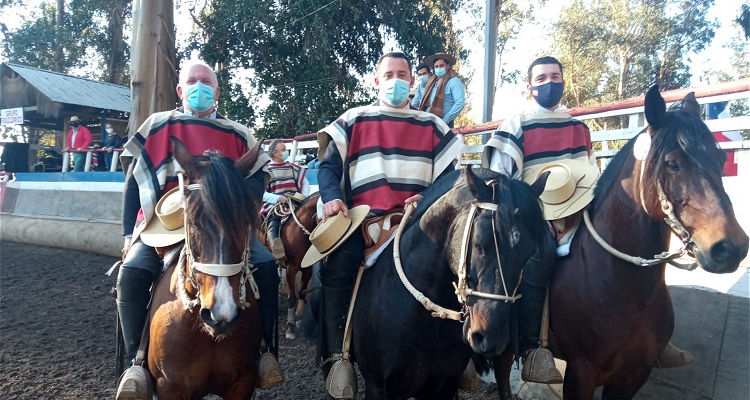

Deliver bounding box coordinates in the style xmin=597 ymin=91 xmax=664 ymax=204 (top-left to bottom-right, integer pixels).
xmin=348 ymin=167 xmax=549 ymax=399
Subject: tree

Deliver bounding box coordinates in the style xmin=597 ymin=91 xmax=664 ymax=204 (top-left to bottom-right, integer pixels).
xmin=193 ymin=0 xmax=465 ymax=138
xmin=737 ymin=2 xmax=750 ymax=39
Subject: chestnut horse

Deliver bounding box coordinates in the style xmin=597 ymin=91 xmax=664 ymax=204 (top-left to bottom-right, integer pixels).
xmin=491 ymin=86 xmax=749 ymax=399
xmin=147 ymin=138 xmax=264 ymax=399
xmin=258 ymin=193 xmax=319 ymax=339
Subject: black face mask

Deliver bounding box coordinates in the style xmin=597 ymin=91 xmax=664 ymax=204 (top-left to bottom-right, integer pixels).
xmin=71 ymin=122 xmax=80 ymax=127
xmin=531 ymin=81 xmax=565 ymax=109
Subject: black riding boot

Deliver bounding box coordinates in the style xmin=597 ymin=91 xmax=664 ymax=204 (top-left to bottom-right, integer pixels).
xmin=253 ymin=260 xmax=284 ymax=389
xmin=518 ymin=233 xmax=563 ymax=384
xmin=266 ymin=215 xmax=284 ymax=259
xmin=116 ymin=267 xmax=154 ymax=366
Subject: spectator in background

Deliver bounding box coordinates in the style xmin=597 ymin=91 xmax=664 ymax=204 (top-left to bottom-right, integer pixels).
xmin=65 ymin=116 xmax=92 ymax=171
xmin=410 ymin=62 xmax=431 ymax=108
xmin=418 ymin=52 xmax=466 ymax=128
xmin=102 ymin=122 xmax=124 ymax=171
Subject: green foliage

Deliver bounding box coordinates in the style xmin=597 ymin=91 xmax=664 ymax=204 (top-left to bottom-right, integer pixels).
xmin=194 ymin=0 xmax=465 ymax=138
xmin=737 ymin=3 xmax=750 ymax=39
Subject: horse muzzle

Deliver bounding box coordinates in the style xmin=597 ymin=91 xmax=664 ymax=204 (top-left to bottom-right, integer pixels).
xmin=462 ymin=313 xmax=510 ymax=356
xmin=695 ymin=236 xmax=749 ymax=274
xmin=200 ymin=307 xmax=241 ymax=336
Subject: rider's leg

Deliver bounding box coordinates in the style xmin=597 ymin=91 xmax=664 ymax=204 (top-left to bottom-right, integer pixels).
xmin=266 ymin=214 xmax=285 ymax=259
xmin=519 ymin=230 xmax=563 ymax=384
xmin=320 ymin=230 xmax=364 ymax=399
xmin=654 ymin=341 xmax=693 ymax=368
xmin=249 ymin=238 xmax=284 ymax=389
xmin=116 ymin=240 xmax=161 ymax=400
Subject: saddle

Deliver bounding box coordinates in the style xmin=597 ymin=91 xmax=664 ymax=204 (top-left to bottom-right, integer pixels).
xmin=362 ymin=210 xmax=403 ymax=267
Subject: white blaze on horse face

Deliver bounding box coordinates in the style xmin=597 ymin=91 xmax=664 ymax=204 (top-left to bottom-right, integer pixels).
xmin=213 ymin=233 xmax=238 ymax=322
xmin=509 ymin=227 xmax=520 ymax=248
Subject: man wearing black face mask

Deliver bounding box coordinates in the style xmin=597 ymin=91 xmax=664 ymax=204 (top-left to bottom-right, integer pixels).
xmin=481 ymin=56 xmax=692 ymax=384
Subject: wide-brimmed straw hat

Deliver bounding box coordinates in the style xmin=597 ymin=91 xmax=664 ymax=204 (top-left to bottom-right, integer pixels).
xmin=425 ymin=52 xmax=457 ymax=66
xmin=140 ymin=187 xmax=186 ymax=247
xmin=301 ymin=205 xmax=370 ymax=268
xmin=523 ymin=160 xmax=600 ymax=221
xmin=286 ymin=192 xmax=307 ymax=203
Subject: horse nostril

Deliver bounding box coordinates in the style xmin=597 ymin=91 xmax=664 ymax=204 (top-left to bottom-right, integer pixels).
xmin=710 ymin=240 xmax=736 ymax=263
xmin=200 ymin=308 xmax=216 ymax=326
xmin=471 ymin=331 xmax=487 ymax=353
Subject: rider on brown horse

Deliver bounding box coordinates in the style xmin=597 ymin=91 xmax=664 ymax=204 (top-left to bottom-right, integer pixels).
xmin=116 ymin=60 xmax=284 ymax=399
xmin=481 ymin=56 xmax=693 ymax=384
xmin=261 ymin=139 xmax=311 ymax=261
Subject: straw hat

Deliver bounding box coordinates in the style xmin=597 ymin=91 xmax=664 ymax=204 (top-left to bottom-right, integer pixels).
xmin=69 ymin=116 xmax=80 ymax=122
xmin=523 ymin=160 xmax=600 ymax=221
xmin=301 ymin=205 xmax=370 ymax=268
xmin=286 ymin=192 xmax=307 ymax=203
xmin=140 ymin=187 xmax=186 ymax=247
xmin=425 ymin=52 xmax=457 ymax=66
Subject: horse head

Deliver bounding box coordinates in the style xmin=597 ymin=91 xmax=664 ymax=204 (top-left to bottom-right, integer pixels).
xmin=455 ymin=167 xmax=549 ymax=356
xmin=172 ymin=136 xmax=263 ymax=337
xmin=642 ymin=86 xmax=748 ymax=273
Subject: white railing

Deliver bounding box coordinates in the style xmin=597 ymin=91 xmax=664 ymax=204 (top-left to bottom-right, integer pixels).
xmin=62 ymin=149 xmax=123 ymax=172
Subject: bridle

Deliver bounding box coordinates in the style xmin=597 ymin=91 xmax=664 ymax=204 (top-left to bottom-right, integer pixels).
xmin=175 ymin=174 xmax=260 ymax=311
xmin=393 ymin=200 xmax=523 ymax=322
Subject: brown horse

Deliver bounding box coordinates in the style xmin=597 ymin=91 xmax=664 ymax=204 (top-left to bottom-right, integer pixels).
xmin=147 ymin=138 xmax=264 ymax=399
xmin=491 ymin=86 xmax=749 ymax=399
xmin=259 ymin=192 xmax=320 ymax=339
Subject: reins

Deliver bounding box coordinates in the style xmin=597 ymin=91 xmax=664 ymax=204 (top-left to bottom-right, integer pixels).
xmin=175 ymin=175 xmax=260 ymax=311
xmin=270 ymin=199 xmax=312 ymax=236
xmin=581 ymin=158 xmax=697 ymax=270
xmin=393 ymin=200 xmax=523 ymax=322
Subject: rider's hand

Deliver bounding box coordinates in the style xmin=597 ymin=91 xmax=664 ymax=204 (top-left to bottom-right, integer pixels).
xmin=122 ymin=237 xmax=132 ymax=257
xmin=404 ymin=194 xmax=422 ymax=206
xmin=279 ymin=195 xmax=289 ymax=204
xmin=323 ymin=199 xmax=348 ymax=221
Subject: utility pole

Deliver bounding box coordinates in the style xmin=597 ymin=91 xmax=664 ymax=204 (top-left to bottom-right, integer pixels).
xmin=54 ymin=0 xmax=64 ymax=72
xmin=483 ymin=0 xmax=498 ymax=124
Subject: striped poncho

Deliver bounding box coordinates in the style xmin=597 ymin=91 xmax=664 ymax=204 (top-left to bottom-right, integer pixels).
xmin=481 ymin=107 xmax=592 ymax=179
xmin=319 ymin=105 xmax=463 ymax=215
xmin=260 ymin=161 xmax=306 ymax=214
xmin=121 ymin=109 xmax=268 ymax=241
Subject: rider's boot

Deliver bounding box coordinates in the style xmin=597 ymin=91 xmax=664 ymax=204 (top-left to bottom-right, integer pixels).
xmin=653 ymin=341 xmax=694 ymax=368
xmin=322 ymin=283 xmax=356 ymax=399
xmin=266 ymin=215 xmax=285 ymax=260
xmin=254 ymin=260 xmax=285 ymax=389
xmin=519 ymin=235 xmax=563 ymax=385
xmin=457 ymin=359 xmax=483 ymax=391
xmin=115 ymin=267 xmax=155 ymax=400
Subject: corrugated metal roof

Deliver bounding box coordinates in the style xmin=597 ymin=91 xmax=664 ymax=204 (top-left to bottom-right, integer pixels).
xmin=3 ymin=62 xmax=130 ymax=113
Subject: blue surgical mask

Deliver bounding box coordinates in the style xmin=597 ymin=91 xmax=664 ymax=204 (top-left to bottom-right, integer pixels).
xmin=419 ymin=75 xmax=429 ymax=85
xmin=531 ymin=81 xmax=565 ymax=109
xmin=185 ymin=82 xmax=216 ymax=112
xmin=434 ymin=67 xmax=446 ymax=78
xmin=380 ymin=78 xmax=410 ymax=106
xmin=281 ymin=151 xmax=290 ymax=160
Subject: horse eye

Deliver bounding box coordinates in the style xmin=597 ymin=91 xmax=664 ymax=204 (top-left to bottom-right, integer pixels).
xmin=509 ymin=228 xmax=520 ymax=248
xmin=666 ymin=160 xmax=681 ymax=172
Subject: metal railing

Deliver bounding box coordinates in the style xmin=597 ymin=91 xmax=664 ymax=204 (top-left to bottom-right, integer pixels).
xmin=62 ymin=148 xmax=124 ymax=172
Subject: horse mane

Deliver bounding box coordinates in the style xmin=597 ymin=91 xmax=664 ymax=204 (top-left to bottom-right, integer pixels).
xmin=590 ymin=136 xmax=637 ymax=214
xmin=187 ymin=151 xmax=258 ymax=253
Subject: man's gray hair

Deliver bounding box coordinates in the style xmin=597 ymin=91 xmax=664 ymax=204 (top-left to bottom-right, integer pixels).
xmin=178 ymin=59 xmax=218 ymax=87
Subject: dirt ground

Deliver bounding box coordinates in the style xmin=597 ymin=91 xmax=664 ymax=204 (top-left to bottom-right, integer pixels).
xmin=0 ymin=242 xmax=499 ymax=399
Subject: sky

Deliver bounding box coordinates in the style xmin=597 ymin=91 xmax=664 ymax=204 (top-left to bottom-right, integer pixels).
xmin=0 ymin=0 xmax=747 ymax=127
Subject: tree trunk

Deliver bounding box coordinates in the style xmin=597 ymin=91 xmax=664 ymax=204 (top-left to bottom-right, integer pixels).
xmin=618 ymin=51 xmax=629 ymax=128
xmin=129 ymin=0 xmax=177 ymax=139
xmin=54 ymin=0 xmax=64 ymax=72
xmin=105 ymin=0 xmax=129 ymax=84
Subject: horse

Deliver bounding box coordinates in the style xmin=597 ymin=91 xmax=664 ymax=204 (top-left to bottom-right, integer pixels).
xmin=146 ymin=137 xmax=265 ymax=399
xmin=349 ymin=166 xmax=550 ymax=399
xmin=489 ymin=86 xmax=749 ymax=399
xmin=258 ymin=192 xmax=320 ymax=339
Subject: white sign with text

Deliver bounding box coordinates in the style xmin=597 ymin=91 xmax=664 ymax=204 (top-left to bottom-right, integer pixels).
xmin=1 ymin=108 xmax=24 ymax=125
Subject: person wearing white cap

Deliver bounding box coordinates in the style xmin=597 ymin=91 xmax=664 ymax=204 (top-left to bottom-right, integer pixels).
xmin=482 ymin=56 xmax=692 ymax=384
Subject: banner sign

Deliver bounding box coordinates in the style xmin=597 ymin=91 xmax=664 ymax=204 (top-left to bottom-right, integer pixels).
xmin=1 ymin=108 xmax=23 ymax=125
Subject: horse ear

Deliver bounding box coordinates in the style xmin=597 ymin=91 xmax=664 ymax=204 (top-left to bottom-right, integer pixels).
xmin=236 ymin=141 xmax=264 ymax=176
xmin=681 ymin=92 xmax=701 ymax=118
xmin=171 ymin=136 xmax=198 ymax=177
xmin=465 ymin=166 xmax=493 ymax=202
xmin=644 ymin=85 xmax=666 ymax=132
xmin=529 ymin=171 xmax=550 ymax=198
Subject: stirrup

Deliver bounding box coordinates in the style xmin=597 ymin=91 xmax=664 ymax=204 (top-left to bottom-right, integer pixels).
xmin=521 ymin=348 xmax=563 ymax=384
xmin=653 ymin=341 xmax=694 ymax=369
xmin=257 ymin=352 xmax=285 ymax=389
xmin=115 ymin=365 xmax=154 ymax=400
xmin=458 ymin=359 xmax=482 ymax=391
xmin=325 ymin=354 xmax=357 ymax=399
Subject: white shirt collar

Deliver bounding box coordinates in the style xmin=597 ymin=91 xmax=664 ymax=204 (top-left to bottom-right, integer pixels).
xmin=526 ymin=101 xmax=561 ymax=114
xmin=183 ymin=108 xmax=217 ymax=119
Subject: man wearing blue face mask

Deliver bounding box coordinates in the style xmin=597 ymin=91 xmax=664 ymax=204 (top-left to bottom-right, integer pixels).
xmin=313 ymin=51 xmax=463 ymax=397
xmin=481 ymin=56 xmax=692 ymax=384
xmin=116 ymin=60 xmax=284 ymax=399
xmin=410 ymin=62 xmax=431 ymax=108
xmin=418 ymin=52 xmax=466 ymax=128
